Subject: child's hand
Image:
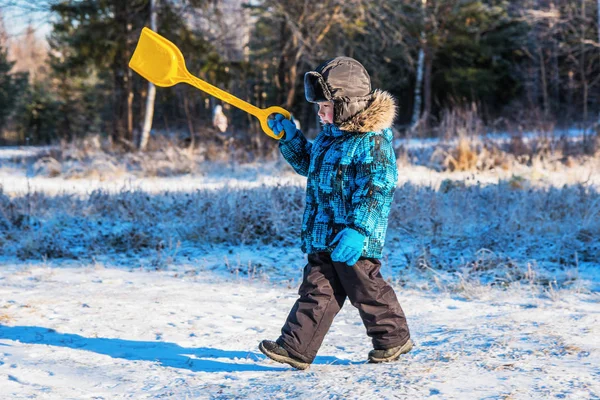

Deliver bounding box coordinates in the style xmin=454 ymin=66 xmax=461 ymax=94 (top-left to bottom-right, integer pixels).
xmin=330 ymin=228 xmax=366 ymax=266
xmin=268 ymin=113 xmax=297 ymax=141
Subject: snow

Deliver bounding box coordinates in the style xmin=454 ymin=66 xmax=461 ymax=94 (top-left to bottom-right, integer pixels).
xmin=0 ymin=263 xmax=598 ymax=399
xmin=0 ymin=143 xmax=599 ymax=398
xmin=394 ymin=127 xmax=593 ymax=150
xmin=0 ymin=162 xmax=305 ymax=196
xmin=0 ymin=146 xmax=58 ymax=161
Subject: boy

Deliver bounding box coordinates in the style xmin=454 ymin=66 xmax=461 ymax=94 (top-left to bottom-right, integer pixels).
xmin=261 ymin=57 xmax=411 ymax=370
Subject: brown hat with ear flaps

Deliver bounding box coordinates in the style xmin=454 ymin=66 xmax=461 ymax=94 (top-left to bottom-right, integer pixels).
xmin=304 ymin=57 xmax=373 ymax=126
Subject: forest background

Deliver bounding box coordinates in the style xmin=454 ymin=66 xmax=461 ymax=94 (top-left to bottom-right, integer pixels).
xmin=0 ymin=0 xmax=598 ymax=155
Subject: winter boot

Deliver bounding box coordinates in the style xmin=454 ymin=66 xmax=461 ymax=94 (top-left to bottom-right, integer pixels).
xmin=368 ymin=339 xmax=413 ymax=363
xmin=259 ymin=340 xmax=310 ymax=370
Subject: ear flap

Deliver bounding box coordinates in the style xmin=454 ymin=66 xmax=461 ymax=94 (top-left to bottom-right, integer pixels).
xmin=333 ymin=95 xmax=374 ymax=126
xmin=304 ymin=71 xmax=332 ymax=103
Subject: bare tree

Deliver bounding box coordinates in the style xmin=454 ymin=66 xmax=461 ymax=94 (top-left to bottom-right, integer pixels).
xmin=411 ymin=0 xmax=426 ymax=130
xmin=252 ymin=1 xmax=394 ymax=110
xmin=268 ymin=0 xmax=345 ymax=110
xmin=139 ymin=0 xmax=157 ymax=151
xmin=422 ymin=0 xmax=453 ymax=130
xmin=191 ymin=0 xmax=251 ymax=63
xmin=564 ymin=0 xmax=600 ymax=123
xmin=0 ymin=11 xmax=7 ymax=48
xmin=8 ymin=24 xmax=48 ymax=81
xmin=521 ymin=3 xmax=562 ymax=118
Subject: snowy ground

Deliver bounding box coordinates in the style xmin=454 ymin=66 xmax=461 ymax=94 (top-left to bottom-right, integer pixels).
xmin=0 ymin=262 xmax=599 ymax=399
xmin=1 ymin=144 xmax=599 ymax=399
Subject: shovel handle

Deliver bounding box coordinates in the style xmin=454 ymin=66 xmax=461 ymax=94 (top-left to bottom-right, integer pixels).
xmin=185 ymin=75 xmax=289 ymax=140
xmin=257 ymin=106 xmax=290 ymax=140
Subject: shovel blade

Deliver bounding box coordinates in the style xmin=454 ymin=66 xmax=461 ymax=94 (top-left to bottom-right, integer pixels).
xmin=129 ymin=27 xmax=188 ymax=87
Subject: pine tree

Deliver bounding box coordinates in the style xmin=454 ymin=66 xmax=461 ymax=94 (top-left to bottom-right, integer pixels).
xmin=47 ymin=0 xmax=219 ymax=147
xmin=0 ymin=39 xmax=28 ymax=134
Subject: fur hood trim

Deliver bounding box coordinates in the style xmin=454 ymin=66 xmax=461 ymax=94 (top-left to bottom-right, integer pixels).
xmin=338 ymin=89 xmax=397 ymax=133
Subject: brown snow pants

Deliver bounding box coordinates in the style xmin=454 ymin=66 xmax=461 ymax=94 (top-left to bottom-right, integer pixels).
xmin=277 ymin=252 xmax=411 ymax=363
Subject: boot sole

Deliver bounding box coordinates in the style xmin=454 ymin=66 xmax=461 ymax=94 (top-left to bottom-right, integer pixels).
xmin=259 ymin=341 xmax=310 ymax=370
xmin=368 ymin=339 xmax=413 ymax=363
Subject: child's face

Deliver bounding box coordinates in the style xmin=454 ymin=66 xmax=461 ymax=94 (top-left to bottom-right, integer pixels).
xmin=317 ymin=101 xmax=334 ymax=124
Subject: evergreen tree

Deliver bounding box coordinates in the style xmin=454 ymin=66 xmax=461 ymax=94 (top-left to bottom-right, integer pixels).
xmin=16 ymin=81 xmax=61 ymax=144
xmin=49 ymin=0 xmax=146 ymax=146
xmin=434 ymin=1 xmax=527 ymax=113
xmin=0 ymin=40 xmax=27 ymax=135
xmin=399 ymin=0 xmax=527 ymax=125
xmin=47 ymin=0 xmax=222 ymax=146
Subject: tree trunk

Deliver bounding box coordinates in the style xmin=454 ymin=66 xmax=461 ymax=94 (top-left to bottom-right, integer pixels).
xmin=550 ymin=1 xmax=560 ymax=115
xmin=551 ymin=34 xmax=560 ymax=114
xmin=124 ymin=5 xmax=133 ymax=144
xmin=423 ymin=47 xmax=433 ymax=132
xmin=539 ymin=47 xmax=549 ymax=117
xmin=411 ymin=44 xmax=425 ymax=128
xmin=411 ymin=0 xmax=427 ymax=130
xmin=276 ymin=20 xmax=287 ymax=106
xmin=581 ymin=0 xmax=588 ymax=122
xmin=528 ymin=0 xmax=542 ymax=116
xmin=139 ymin=0 xmax=157 ymax=151
xmin=112 ymin=64 xmax=125 ymax=144
xmin=182 ymin=91 xmax=195 ymax=150
xmin=567 ymin=70 xmax=575 ymax=121
xmin=582 ymin=76 xmax=588 ymax=122
xmin=597 ymin=0 xmax=600 ymax=127
xmin=284 ymin=44 xmax=304 ymax=110
xmin=285 ymin=61 xmax=298 ymax=110
xmin=113 ymin=1 xmax=134 ymax=147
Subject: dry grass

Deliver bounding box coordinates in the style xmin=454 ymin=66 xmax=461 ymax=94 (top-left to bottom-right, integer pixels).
xmin=6 ymin=120 xmax=598 ymax=180
xmin=421 ymin=134 xmax=600 ymax=173
xmin=443 ymin=135 xmax=480 ymax=171
xmin=0 ymin=313 xmax=13 ymax=323
xmin=400 ymin=106 xmax=600 ymax=173
xmin=12 ymin=133 xmax=281 ymax=180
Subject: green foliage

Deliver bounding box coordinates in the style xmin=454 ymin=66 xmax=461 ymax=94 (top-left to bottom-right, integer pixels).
xmin=0 ymin=43 xmax=28 ymax=132
xmin=3 ymin=0 xmax=598 ymax=144
xmin=16 ymin=82 xmax=61 ymax=144
xmin=434 ymin=1 xmax=527 ymax=110
xmin=49 ymin=1 xmax=117 ymax=74
xmin=42 ymin=0 xmax=227 ymax=142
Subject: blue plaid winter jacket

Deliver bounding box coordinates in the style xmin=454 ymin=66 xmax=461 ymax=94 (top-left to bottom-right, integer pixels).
xmin=279 ymin=90 xmax=398 ymax=258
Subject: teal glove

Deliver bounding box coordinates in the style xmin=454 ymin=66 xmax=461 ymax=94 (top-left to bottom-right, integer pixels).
xmin=268 ymin=113 xmax=297 ymax=142
xmin=330 ymin=228 xmax=366 ymax=266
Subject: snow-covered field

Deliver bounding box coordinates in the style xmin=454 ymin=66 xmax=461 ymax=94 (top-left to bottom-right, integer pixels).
xmin=1 ymin=262 xmax=598 ymax=399
xmin=0 ymin=143 xmax=599 ymax=399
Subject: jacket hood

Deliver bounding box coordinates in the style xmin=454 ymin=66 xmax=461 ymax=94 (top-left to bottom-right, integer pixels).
xmin=304 ymin=57 xmax=374 ymax=125
xmin=338 ymin=89 xmax=397 ymax=133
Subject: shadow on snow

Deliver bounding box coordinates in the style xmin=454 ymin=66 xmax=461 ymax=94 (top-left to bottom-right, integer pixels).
xmin=0 ymin=325 xmax=358 ymax=372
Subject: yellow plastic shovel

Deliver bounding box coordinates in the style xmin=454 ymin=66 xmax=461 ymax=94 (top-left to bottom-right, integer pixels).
xmin=129 ymin=27 xmax=289 ymax=140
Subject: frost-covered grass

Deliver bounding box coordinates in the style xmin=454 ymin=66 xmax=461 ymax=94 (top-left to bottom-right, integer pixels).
xmin=0 ymin=175 xmax=598 ymax=290
xmin=5 ymin=134 xmax=278 ymax=180
xmin=0 ymin=142 xmax=599 ymax=293
xmin=1 ymin=136 xmax=599 ymax=292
